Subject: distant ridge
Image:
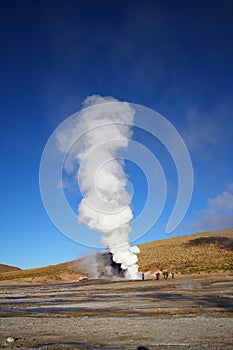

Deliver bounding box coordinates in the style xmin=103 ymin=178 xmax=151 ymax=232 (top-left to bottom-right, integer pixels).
xmin=0 ymin=227 xmax=232 ymax=284
xmin=0 ymin=263 xmax=21 ymax=274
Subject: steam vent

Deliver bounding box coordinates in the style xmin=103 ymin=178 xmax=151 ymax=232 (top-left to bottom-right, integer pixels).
xmin=100 ymin=253 xmax=126 ymax=278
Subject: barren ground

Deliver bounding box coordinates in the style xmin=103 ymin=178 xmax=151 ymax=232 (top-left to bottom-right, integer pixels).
xmin=0 ymin=274 xmax=233 ymax=349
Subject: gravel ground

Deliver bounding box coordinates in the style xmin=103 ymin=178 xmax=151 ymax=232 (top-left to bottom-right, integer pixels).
xmin=0 ymin=275 xmax=232 ymax=349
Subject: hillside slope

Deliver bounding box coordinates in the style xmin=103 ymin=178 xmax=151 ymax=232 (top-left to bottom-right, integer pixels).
xmin=138 ymin=227 xmax=233 ymax=274
xmin=0 ymin=264 xmax=21 ymax=273
xmin=0 ymin=260 xmax=86 ymax=284
xmin=0 ymin=227 xmax=232 ymax=283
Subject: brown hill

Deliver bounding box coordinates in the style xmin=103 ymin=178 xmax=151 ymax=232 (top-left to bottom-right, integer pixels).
xmin=138 ymin=227 xmax=233 ymax=274
xmin=0 ymin=263 xmax=21 ymax=273
xmin=0 ymin=227 xmax=232 ymax=284
xmin=0 ymin=260 xmax=86 ymax=284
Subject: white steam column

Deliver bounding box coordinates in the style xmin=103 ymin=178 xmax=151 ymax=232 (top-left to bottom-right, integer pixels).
xmin=56 ymin=95 xmax=140 ymax=279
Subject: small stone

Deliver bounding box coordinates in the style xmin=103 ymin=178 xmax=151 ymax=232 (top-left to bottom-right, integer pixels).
xmin=6 ymin=337 xmax=15 ymax=343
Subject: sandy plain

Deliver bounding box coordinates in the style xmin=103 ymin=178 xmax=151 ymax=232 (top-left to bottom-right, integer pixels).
xmin=0 ymin=274 xmax=233 ymax=349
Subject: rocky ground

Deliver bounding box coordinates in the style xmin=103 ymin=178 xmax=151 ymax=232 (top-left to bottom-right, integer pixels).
xmin=0 ymin=274 xmax=233 ymax=349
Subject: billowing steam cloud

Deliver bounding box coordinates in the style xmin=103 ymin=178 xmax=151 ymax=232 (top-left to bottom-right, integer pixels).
xmin=57 ymin=95 xmax=140 ymax=279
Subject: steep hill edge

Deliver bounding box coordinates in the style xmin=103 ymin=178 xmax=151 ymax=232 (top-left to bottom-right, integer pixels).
xmin=0 ymin=264 xmax=21 ymax=274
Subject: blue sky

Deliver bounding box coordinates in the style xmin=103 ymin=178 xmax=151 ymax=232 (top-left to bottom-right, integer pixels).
xmin=1 ymin=0 xmax=233 ymax=269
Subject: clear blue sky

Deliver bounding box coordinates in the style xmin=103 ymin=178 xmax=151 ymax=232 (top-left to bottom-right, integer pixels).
xmin=1 ymin=0 xmax=233 ymax=269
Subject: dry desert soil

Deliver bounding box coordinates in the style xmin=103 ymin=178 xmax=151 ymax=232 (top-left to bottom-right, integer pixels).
xmin=0 ymin=274 xmax=233 ymax=350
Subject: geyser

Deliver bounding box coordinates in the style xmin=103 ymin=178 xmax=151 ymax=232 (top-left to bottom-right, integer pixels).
xmin=102 ymin=253 xmax=126 ymax=278
xmin=57 ymin=95 xmax=140 ymax=279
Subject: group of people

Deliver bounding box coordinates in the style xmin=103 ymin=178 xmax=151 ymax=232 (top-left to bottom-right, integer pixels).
xmin=155 ymin=271 xmax=174 ymax=280
xmin=141 ymin=271 xmax=175 ymax=280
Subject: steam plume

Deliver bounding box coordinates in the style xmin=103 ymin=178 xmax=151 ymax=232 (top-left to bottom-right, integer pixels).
xmin=57 ymin=95 xmax=140 ymax=279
